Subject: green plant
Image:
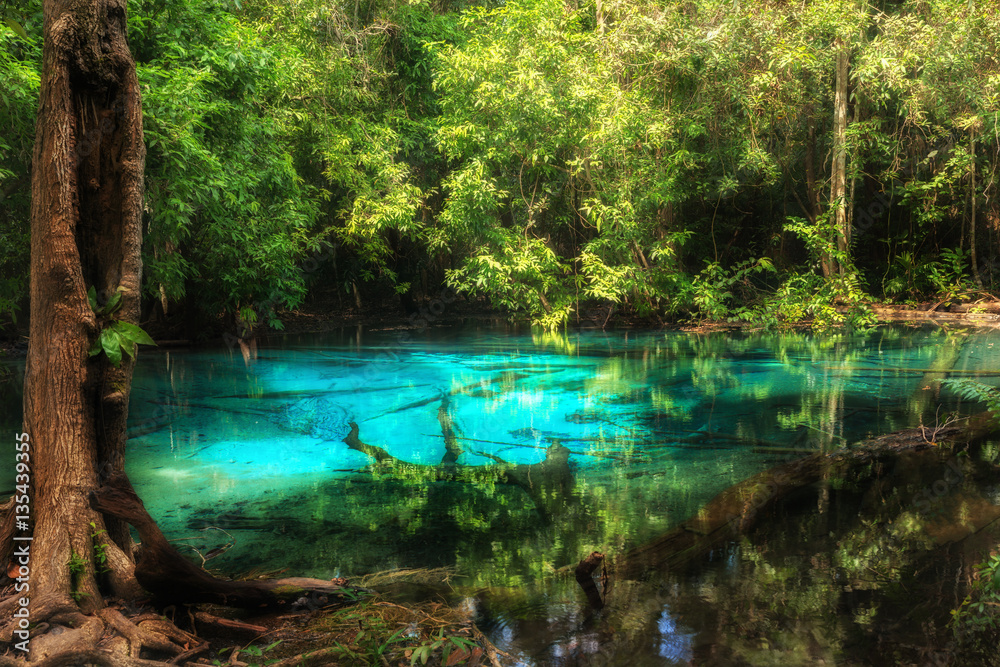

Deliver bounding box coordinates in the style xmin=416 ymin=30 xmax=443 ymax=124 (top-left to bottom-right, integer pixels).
xmin=409 ymin=630 xmax=478 ymax=666
xmin=213 ymin=640 xmax=283 ymax=667
xmin=320 ymin=608 xmax=407 ymax=664
xmin=87 ymin=286 xmax=156 ymax=367
xmin=689 ymin=257 xmax=775 ymax=322
xmin=950 ymin=551 xmax=1000 ymax=650
xmin=90 ymin=521 xmax=111 ymax=574
xmin=943 ymin=378 xmax=1000 ymax=414
xmin=241 ymin=640 xmax=283 ymax=667
xmin=67 ymin=549 xmax=86 ymax=574
xmin=67 ymin=549 xmax=90 ymax=602
xmin=926 ymin=247 xmax=976 ymax=304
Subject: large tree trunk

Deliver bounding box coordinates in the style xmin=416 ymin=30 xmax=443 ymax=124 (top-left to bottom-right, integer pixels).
xmin=16 ymin=0 xmax=146 ymax=625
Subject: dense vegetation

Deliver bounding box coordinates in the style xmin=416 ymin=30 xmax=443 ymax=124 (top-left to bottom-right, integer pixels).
xmin=2 ymin=0 xmax=999 ymax=335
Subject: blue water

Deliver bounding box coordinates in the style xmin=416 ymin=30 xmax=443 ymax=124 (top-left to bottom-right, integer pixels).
xmin=2 ymin=323 xmax=1000 ymax=663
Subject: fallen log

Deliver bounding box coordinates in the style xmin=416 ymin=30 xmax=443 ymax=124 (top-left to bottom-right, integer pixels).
xmin=89 ymin=474 xmax=364 ymax=607
xmin=611 ymin=411 xmax=1000 ymax=581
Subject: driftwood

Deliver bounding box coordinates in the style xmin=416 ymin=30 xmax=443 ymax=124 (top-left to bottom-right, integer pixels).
xmin=611 ymin=411 xmax=1000 ymax=581
xmin=89 ymin=474 xmax=363 ymax=607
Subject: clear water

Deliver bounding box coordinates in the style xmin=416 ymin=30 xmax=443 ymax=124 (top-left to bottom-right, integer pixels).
xmin=2 ymin=323 xmax=1000 ymax=664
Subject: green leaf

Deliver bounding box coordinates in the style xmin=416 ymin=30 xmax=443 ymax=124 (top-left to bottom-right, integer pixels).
xmin=104 ymin=290 xmax=123 ymax=315
xmin=88 ymin=286 xmax=98 ymax=312
xmin=2 ymin=15 xmax=30 ymax=41
xmin=111 ymin=320 xmax=157 ymax=346
xmin=101 ymin=330 xmax=123 ymax=367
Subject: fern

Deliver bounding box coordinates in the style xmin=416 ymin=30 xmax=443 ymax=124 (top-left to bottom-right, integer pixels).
xmin=942 ymin=378 xmax=1000 ymax=414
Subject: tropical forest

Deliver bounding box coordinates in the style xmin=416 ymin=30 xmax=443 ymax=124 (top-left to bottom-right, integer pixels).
xmin=2 ymin=0 xmax=1000 ymax=665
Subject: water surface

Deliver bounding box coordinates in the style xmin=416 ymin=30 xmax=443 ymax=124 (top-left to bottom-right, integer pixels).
xmin=2 ymin=323 xmax=999 ymax=663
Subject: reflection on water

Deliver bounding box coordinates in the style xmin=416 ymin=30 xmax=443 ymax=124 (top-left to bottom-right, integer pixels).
xmin=657 ymin=606 xmax=695 ymax=663
xmin=1 ymin=323 xmax=999 ymax=664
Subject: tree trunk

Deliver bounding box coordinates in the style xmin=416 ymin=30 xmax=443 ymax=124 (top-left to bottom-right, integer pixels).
xmin=970 ymin=129 xmax=982 ymax=287
xmin=805 ymin=121 xmax=820 ymax=223
xmin=829 ymin=39 xmax=850 ymax=276
xmin=16 ymin=0 xmax=146 ymax=625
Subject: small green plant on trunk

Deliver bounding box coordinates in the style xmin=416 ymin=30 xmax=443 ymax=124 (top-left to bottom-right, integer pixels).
xmin=87 ymin=286 xmax=156 ymax=367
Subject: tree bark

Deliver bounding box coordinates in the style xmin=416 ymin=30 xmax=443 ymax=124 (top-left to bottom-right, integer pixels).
xmin=804 ymin=117 xmax=820 ymax=225
xmin=829 ymin=39 xmax=850 ymax=276
xmin=970 ymin=128 xmax=982 ymax=287
xmin=16 ymin=0 xmax=146 ymax=625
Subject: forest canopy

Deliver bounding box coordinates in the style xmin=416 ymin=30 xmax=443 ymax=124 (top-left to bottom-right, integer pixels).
xmin=1 ymin=0 xmax=999 ymax=334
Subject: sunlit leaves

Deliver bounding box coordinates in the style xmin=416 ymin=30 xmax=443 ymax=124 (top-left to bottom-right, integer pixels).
xmin=131 ymin=0 xmax=322 ymax=330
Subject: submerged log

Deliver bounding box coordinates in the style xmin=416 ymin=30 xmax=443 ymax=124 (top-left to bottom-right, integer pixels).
xmin=344 ymin=421 xmax=574 ymax=521
xmin=612 ymin=411 xmax=1000 ymax=580
xmin=89 ymin=474 xmax=362 ymax=607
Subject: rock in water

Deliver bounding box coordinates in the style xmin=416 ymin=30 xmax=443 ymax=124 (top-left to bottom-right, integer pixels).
xmin=282 ymin=396 xmax=352 ymax=440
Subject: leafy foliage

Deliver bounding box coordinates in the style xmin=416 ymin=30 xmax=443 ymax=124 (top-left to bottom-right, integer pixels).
xmin=0 ymin=0 xmax=39 ymax=326
xmin=950 ymin=551 xmax=1000 ymax=656
xmin=2 ymin=0 xmax=1000 ymax=333
xmin=87 ymin=287 xmax=157 ymax=367
xmin=132 ymin=0 xmax=324 ymax=333
xmin=942 ymin=378 xmax=1000 ymax=415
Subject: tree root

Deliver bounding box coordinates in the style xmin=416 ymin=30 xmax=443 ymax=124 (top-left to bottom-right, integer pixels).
xmin=0 ymin=649 xmax=176 ymax=667
xmin=0 ymin=496 xmax=14 ymax=585
xmin=0 ymin=605 xmax=235 ymax=667
xmin=191 ymin=612 xmax=266 ymax=637
xmin=97 ymin=608 xmax=203 ymax=659
xmin=89 ymin=474 xmax=366 ymax=607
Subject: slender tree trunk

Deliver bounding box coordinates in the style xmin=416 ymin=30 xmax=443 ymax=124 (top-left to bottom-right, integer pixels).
xmin=970 ymin=129 xmax=982 ymax=287
xmin=19 ymin=0 xmax=146 ymax=624
xmin=804 ymin=116 xmax=833 ymax=277
xmin=829 ymin=39 xmax=850 ymax=276
xmin=805 ymin=120 xmax=820 ymax=222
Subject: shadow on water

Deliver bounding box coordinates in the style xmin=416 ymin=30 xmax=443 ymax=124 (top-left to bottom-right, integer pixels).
xmin=2 ymin=323 xmax=1000 ymax=663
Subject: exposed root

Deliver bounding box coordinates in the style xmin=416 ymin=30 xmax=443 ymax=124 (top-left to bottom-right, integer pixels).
xmin=0 ymin=649 xmax=173 ymax=667
xmin=89 ymin=474 xmax=365 ymax=607
xmin=98 ymin=607 xmax=201 ymax=658
xmin=0 ymin=497 xmax=14 ymax=585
